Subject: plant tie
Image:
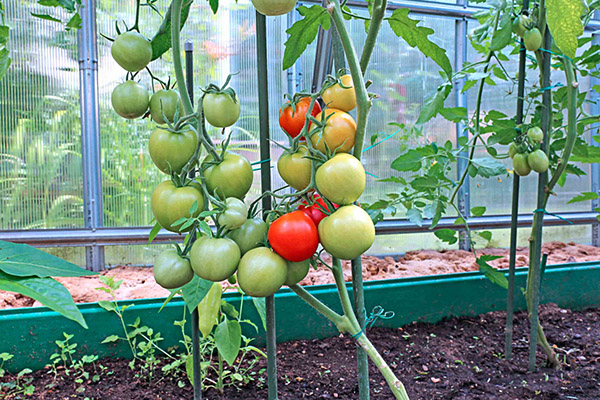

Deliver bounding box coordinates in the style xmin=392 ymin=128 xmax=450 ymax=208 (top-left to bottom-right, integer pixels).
xmin=533 ymin=208 xmax=573 ymax=224
xmin=351 ymin=306 xmax=395 ymax=339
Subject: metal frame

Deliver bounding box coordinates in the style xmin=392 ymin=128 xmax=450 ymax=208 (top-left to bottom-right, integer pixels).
xmin=591 ymin=31 xmax=600 ymax=247
xmin=5 ymin=0 xmax=599 ymax=268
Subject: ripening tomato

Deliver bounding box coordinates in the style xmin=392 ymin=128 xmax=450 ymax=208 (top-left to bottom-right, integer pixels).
xmin=151 ymin=181 xmax=205 ymax=232
xmin=190 ymin=237 xmax=240 ymax=282
xmin=285 ymin=259 xmax=310 ymax=286
xmin=203 ymin=91 xmax=241 ymax=128
xmin=318 ymin=205 xmax=375 ymax=260
xmin=268 ymin=211 xmax=319 ymax=262
xmin=309 ymin=109 xmax=356 ymax=153
xmin=277 ymin=145 xmax=312 ymax=191
xmin=298 ymin=194 xmax=337 ymax=226
xmin=202 ymin=152 xmax=253 ymax=199
xmin=527 ymin=127 xmax=544 ymax=143
xmin=322 ymin=74 xmax=356 ymax=112
xmin=528 ymin=149 xmax=549 ymax=173
xmin=227 ymin=218 xmax=268 ymax=255
xmin=508 ymin=142 xmax=519 ymax=159
xmin=150 ymin=90 xmax=182 ymax=124
xmin=513 ymin=153 xmax=531 ymax=176
xmin=524 ymin=28 xmax=542 ymax=51
xmin=111 ymin=31 xmax=153 ymax=72
xmin=237 ymin=247 xmax=288 ymax=297
xmin=153 ymin=249 xmax=194 ymax=289
xmin=251 ymin=0 xmax=297 ymax=17
xmin=279 ymin=97 xmax=322 ymax=138
xmin=111 ymin=81 xmax=149 ymax=119
xmin=149 ymin=126 xmax=198 ymax=175
xmin=315 ymin=153 xmax=365 ymax=205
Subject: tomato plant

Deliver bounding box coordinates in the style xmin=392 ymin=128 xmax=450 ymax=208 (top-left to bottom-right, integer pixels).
xmin=111 ymin=31 xmax=153 ymax=72
xmin=322 ymin=74 xmax=356 ymax=112
xmin=315 ymin=153 xmax=365 ymax=205
xmin=111 ymin=81 xmax=149 ymax=119
xmin=149 ymin=126 xmax=198 ymax=174
xmin=153 ymin=249 xmax=194 ymax=289
xmin=203 ymin=151 xmax=253 ymax=199
xmin=150 ymin=89 xmax=182 ymax=124
xmin=268 ymin=211 xmax=318 ymax=262
xmin=151 ymin=180 xmax=205 ymax=232
xmin=190 ymin=237 xmax=240 ymax=282
xmin=309 ymin=109 xmax=356 ymax=153
xmin=277 ymin=145 xmax=312 ymax=191
xmin=318 ymin=205 xmax=375 ymax=260
xmin=237 ymin=247 xmax=288 ymax=297
xmin=279 ymin=97 xmax=322 ymax=138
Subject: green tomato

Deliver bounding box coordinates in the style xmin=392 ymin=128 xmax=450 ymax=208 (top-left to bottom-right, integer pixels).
xmin=512 ymin=153 xmax=531 ymax=176
xmin=190 ymin=237 xmax=241 ymax=282
xmin=315 ymin=153 xmax=365 ymax=205
xmin=111 ymin=81 xmax=149 ymax=119
xmin=512 ymin=15 xmax=531 ymax=37
xmin=318 ymin=205 xmax=375 ymax=260
xmin=237 ymin=247 xmax=287 ymax=297
xmin=151 ymin=180 xmax=205 ymax=232
xmin=227 ymin=218 xmax=268 ymax=255
xmin=277 ymin=145 xmax=312 ymax=191
xmin=149 ymin=127 xmax=198 ymax=174
xmin=218 ymin=198 xmax=248 ymax=230
xmin=528 ymin=149 xmax=549 ymax=173
xmin=508 ymin=142 xmax=519 ymax=159
xmin=150 ymin=90 xmax=182 ymax=124
xmin=527 ymin=127 xmax=544 ymax=143
xmin=153 ymin=249 xmax=194 ymax=289
xmin=203 ymin=92 xmax=240 ymax=128
xmin=285 ymin=259 xmax=310 ymax=286
xmin=524 ymin=28 xmax=542 ymax=51
xmin=251 ymin=0 xmax=297 ymax=16
xmin=203 ymin=152 xmax=253 ymax=199
xmin=111 ymin=31 xmax=153 ymax=72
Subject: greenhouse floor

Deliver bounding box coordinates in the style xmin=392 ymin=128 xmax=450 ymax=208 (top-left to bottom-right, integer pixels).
xmin=1 ymin=241 xmax=598 ymax=308
xmin=3 ymin=303 xmax=597 ymax=399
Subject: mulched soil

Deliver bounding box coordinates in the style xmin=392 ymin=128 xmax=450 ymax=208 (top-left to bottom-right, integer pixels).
xmin=2 ymin=303 xmax=599 ymax=399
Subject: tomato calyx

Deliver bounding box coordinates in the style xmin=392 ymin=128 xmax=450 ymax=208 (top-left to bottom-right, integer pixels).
xmin=298 ymin=194 xmax=337 ymax=226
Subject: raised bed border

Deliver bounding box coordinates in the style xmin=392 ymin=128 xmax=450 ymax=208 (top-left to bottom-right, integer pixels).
xmin=1 ymin=261 xmax=599 ymax=372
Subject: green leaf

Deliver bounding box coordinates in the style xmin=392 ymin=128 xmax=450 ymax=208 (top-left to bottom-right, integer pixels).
xmin=208 ymin=0 xmax=219 ymax=13
xmin=30 ymin=13 xmax=62 ymax=23
xmin=390 ymin=149 xmax=424 ymax=172
xmin=0 ymin=270 xmax=87 ymax=328
xmin=283 ymin=5 xmax=330 ymax=70
xmin=97 ymin=300 xmax=116 ymax=312
xmin=0 ymin=240 xmax=96 ymax=278
xmin=387 ymin=8 xmax=452 ymax=76
xmin=0 ymin=48 xmax=10 ymax=81
xmin=406 ymin=208 xmax=423 ymax=227
xmin=214 ymin=319 xmax=242 ymax=366
xmin=416 ymin=83 xmax=452 ymax=124
xmin=478 ymin=231 xmax=492 ymax=241
xmin=470 ymin=206 xmax=486 ymax=217
xmin=439 ymin=107 xmax=467 ymax=122
xmin=181 ymin=275 xmax=213 ymax=313
xmin=470 ymin=157 xmax=507 ymax=178
xmin=150 ymin=0 xmax=193 ymax=61
xmin=65 ymin=12 xmax=81 ymax=30
xmin=38 ymin=0 xmax=77 ymax=13
xmin=148 ymin=222 xmax=162 ymax=245
xmin=489 ymin=11 xmax=513 ymax=51
xmin=476 ymin=255 xmax=507 ymax=289
xmin=546 ymin=0 xmax=585 ymax=59
xmin=101 ymin=335 xmax=120 ymax=344
xmin=434 ymin=229 xmax=458 ymax=245
xmin=568 ymin=192 xmax=600 ymax=204
xmin=251 ymin=297 xmax=267 ymax=331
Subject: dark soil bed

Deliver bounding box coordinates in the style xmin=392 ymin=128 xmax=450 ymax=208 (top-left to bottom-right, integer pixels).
xmin=3 ymin=304 xmax=599 ymax=399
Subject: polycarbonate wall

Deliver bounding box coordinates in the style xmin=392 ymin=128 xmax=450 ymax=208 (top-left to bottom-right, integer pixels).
xmin=0 ymin=0 xmax=597 ymax=267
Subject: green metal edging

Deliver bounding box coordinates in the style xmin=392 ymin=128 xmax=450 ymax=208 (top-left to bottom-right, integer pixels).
xmin=1 ymin=261 xmax=599 ymax=372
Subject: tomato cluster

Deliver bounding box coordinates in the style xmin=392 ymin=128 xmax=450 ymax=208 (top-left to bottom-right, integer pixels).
xmin=509 ymin=126 xmax=550 ymax=176
xmin=512 ymin=13 xmax=542 ymax=52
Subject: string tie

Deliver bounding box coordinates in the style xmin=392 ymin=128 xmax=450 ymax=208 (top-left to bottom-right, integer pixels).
xmin=351 ymin=306 xmax=395 ymax=339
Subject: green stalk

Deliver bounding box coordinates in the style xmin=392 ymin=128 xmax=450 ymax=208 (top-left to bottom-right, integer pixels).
xmin=171 ymin=0 xmax=194 ymax=116
xmin=359 ymin=0 xmax=387 ymax=74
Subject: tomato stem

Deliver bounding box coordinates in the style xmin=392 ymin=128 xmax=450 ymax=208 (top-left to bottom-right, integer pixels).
xmin=170 ymin=0 xmax=194 ymax=116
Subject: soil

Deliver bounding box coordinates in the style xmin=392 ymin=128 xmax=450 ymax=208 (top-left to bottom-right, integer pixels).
xmin=2 ymin=303 xmax=598 ymax=399
xmin=1 ymin=241 xmax=599 ymax=309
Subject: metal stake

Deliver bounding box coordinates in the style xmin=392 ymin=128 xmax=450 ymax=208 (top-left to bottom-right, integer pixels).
xmin=255 ymin=11 xmax=278 ymax=400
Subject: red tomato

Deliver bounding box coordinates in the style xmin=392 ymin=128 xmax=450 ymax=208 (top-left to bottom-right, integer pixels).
xmin=298 ymin=194 xmax=337 ymax=226
xmin=268 ymin=211 xmax=319 ymax=262
xmin=279 ymin=97 xmax=322 ymax=138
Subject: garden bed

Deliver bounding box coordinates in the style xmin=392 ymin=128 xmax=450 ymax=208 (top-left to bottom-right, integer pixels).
xmin=2 ymin=304 xmax=598 ymax=399
xmin=1 ymin=241 xmax=598 ymax=308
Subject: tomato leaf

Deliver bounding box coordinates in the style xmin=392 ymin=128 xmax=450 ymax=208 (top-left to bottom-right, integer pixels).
xmin=390 ymin=149 xmax=424 ymax=172
xmin=469 ymin=157 xmax=507 ymax=178
xmin=568 ymin=192 xmax=600 ymax=204
xmin=283 ymin=5 xmax=330 ymax=70
xmin=30 ymin=13 xmax=62 ymax=23
xmin=0 ymin=240 xmax=95 ymax=278
xmin=0 ymin=270 xmax=87 ymax=328
xmin=0 ymin=48 xmax=10 ymax=81
xmin=37 ymin=0 xmax=77 ymax=13
xmin=406 ymin=208 xmax=423 ymax=227
xmin=251 ymin=297 xmax=267 ymax=331
xmin=181 ymin=275 xmax=213 ymax=313
xmin=470 ymin=206 xmax=486 ymax=217
xmin=434 ymin=228 xmax=458 ymax=245
xmin=546 ymin=0 xmax=585 ymax=60
xmin=416 ymin=82 xmax=452 ymax=124
xmin=386 ymin=8 xmax=452 ymax=77
xmin=439 ymin=107 xmax=467 ymax=123
xmin=214 ymin=319 xmax=242 ymax=366
xmin=65 ymin=12 xmax=82 ymax=30
xmin=150 ymin=0 xmax=193 ymax=61
xmin=489 ymin=10 xmax=513 ymax=51
xmin=476 ymin=255 xmax=507 ymax=289
xmin=148 ymin=222 xmax=162 ymax=245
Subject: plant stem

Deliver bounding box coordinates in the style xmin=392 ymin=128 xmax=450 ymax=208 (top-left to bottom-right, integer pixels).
xmin=359 ymin=0 xmax=387 ymax=74
xmin=133 ymin=0 xmax=141 ymax=31
xmin=288 ymin=284 xmax=347 ymax=330
xmin=171 ymin=0 xmax=194 ymax=116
